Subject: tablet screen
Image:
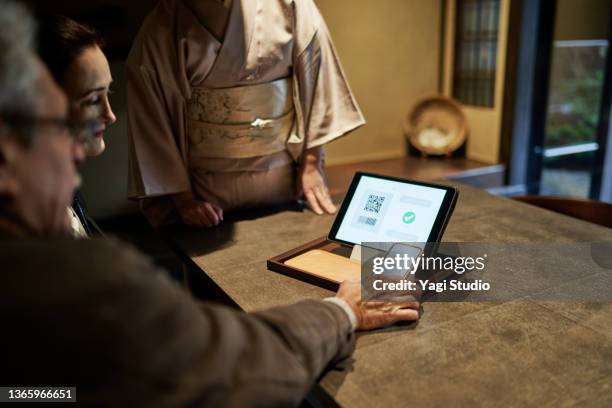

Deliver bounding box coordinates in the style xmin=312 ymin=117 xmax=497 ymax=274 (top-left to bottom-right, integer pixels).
xmin=329 ymin=173 xmax=457 ymax=246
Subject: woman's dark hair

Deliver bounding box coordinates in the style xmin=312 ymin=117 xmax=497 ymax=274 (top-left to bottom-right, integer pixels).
xmin=36 ymin=14 xmax=104 ymax=85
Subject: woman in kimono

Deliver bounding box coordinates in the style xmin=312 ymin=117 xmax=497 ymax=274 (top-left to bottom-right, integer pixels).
xmin=127 ymin=0 xmax=365 ymax=227
xmin=38 ymin=14 xmax=116 ymax=237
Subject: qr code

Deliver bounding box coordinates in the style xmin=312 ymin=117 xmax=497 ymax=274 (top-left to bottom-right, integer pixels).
xmin=364 ymin=194 xmax=385 ymax=213
xmin=358 ymin=216 xmax=377 ymax=226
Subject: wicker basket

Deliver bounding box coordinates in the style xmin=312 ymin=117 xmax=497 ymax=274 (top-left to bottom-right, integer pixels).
xmin=403 ymin=96 xmax=468 ymax=157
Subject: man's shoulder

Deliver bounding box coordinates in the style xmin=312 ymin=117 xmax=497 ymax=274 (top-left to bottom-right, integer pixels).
xmin=0 ymin=235 xmax=142 ymax=261
xmin=0 ymin=236 xmax=156 ymax=290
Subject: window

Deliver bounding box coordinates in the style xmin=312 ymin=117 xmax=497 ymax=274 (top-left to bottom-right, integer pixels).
xmin=452 ymin=0 xmax=501 ymax=107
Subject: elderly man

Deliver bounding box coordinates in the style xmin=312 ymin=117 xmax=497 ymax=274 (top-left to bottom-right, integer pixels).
xmin=0 ymin=1 xmax=419 ymax=406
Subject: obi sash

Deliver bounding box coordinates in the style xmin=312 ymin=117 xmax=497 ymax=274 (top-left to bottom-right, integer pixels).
xmin=186 ymin=77 xmax=294 ymax=159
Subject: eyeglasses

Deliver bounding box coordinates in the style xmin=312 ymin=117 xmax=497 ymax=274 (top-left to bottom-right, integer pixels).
xmin=0 ymin=115 xmax=99 ymax=144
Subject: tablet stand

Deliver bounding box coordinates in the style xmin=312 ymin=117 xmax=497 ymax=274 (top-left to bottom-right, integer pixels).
xmin=267 ymin=237 xmax=465 ymax=291
xmin=349 ymin=244 xmax=362 ymax=262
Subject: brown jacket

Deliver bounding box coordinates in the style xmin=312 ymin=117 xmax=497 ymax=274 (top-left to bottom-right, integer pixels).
xmin=0 ymin=236 xmax=354 ymax=407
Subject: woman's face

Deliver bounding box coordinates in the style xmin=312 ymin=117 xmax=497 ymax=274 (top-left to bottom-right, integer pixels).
xmin=63 ymin=45 xmax=116 ymax=157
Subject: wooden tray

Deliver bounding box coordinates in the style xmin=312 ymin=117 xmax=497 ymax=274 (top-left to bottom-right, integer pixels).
xmin=267 ymin=236 xmax=359 ymax=290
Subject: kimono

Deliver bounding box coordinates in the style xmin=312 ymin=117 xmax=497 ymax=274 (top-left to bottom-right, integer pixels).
xmin=127 ymin=0 xmax=365 ymax=226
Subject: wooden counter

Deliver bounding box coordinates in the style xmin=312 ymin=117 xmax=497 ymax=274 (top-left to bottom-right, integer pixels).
xmin=167 ymin=183 xmax=612 ymax=407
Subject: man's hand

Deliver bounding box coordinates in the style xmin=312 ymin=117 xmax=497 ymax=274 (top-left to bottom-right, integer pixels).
xmin=335 ymin=280 xmax=420 ymax=331
xmin=172 ymin=191 xmax=223 ymax=228
xmin=296 ymin=146 xmax=337 ymax=215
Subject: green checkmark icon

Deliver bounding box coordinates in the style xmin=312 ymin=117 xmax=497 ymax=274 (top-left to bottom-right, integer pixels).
xmin=402 ymin=211 xmax=416 ymax=224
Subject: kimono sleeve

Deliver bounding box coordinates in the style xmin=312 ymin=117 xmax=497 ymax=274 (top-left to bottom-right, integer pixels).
xmin=292 ymin=0 xmax=366 ymax=151
xmin=126 ymin=29 xmax=192 ymax=199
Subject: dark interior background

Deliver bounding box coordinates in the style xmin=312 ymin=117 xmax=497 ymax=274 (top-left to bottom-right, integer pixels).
xmin=25 ymin=0 xmax=158 ymax=60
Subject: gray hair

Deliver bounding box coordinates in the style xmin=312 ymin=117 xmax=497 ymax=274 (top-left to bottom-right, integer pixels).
xmin=0 ymin=0 xmax=40 ymax=144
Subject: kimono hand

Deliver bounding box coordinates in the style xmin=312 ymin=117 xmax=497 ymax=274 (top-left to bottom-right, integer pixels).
xmin=297 ymin=146 xmax=337 ymax=215
xmin=172 ymin=191 xmax=224 ymax=228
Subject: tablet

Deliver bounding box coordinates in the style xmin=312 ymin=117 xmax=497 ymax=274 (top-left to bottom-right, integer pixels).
xmin=328 ymin=172 xmax=458 ymax=248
